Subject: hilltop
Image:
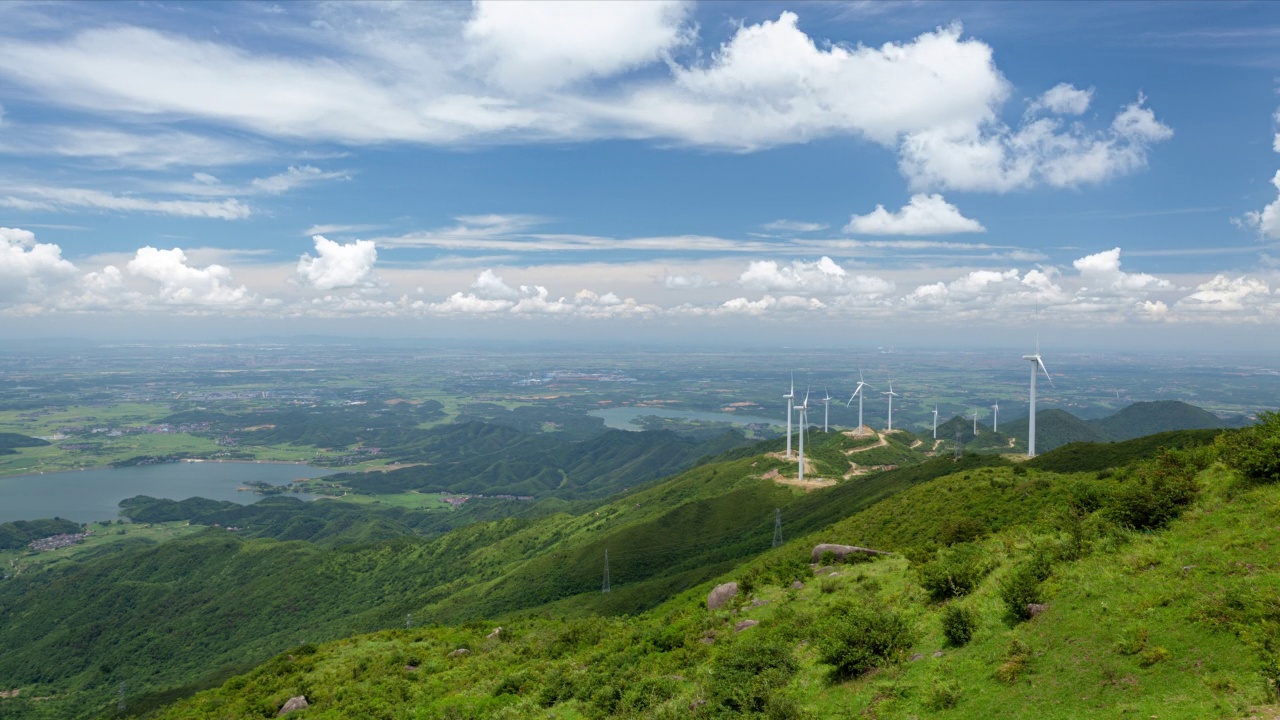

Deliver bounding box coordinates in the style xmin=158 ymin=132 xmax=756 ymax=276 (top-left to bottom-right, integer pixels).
xmin=1087 ymin=400 xmax=1228 ymax=440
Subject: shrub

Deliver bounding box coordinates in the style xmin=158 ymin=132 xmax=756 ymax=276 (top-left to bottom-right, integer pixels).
xmin=924 ymin=677 xmax=962 ymax=710
xmin=917 ymin=543 xmax=992 ymax=602
xmin=819 ymin=550 xmax=838 ymax=566
xmin=1138 ymin=645 xmax=1172 ymax=667
xmin=1105 ymin=450 xmax=1201 ymax=531
xmin=738 ymin=567 xmax=761 ymax=596
xmin=941 ymin=603 xmax=978 ymax=646
xmin=940 ymin=517 xmax=986 ymax=545
xmin=999 ymin=554 xmax=1052 ymax=621
xmin=815 ymin=602 xmax=916 ymax=679
xmin=1216 ymin=411 xmax=1280 ymax=484
xmin=709 ymin=635 xmax=799 ymax=714
xmin=993 ymin=638 xmax=1032 ymax=683
xmin=819 ymin=577 xmax=840 ymax=594
xmin=1113 ymin=627 xmax=1148 ymax=656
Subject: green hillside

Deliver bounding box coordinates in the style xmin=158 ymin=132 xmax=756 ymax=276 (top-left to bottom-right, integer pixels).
xmin=1088 ymin=400 xmax=1227 ymax=441
xmin=0 ymin=518 xmax=82 ymax=550
xmin=1002 ymin=409 xmax=1110 ymax=452
xmin=0 ymin=432 xmax=50 ymax=455
xmin=1027 ymin=428 xmax=1224 ymax=474
xmin=139 ymin=425 xmax=1280 ymax=720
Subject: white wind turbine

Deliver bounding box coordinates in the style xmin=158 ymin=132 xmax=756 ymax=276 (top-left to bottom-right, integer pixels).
xmin=1022 ymin=338 xmax=1053 ymax=457
xmin=784 ymin=374 xmax=795 ymax=458
xmin=991 ymin=402 xmax=1000 ymax=433
xmin=883 ymin=375 xmax=899 ymax=432
xmin=846 ymin=369 xmax=873 ymax=437
xmin=822 ymin=388 xmax=832 ymax=433
xmin=933 ymin=404 xmax=939 ymax=440
xmin=972 ymin=409 xmax=978 ymax=435
xmin=796 ymin=388 xmax=810 ymax=483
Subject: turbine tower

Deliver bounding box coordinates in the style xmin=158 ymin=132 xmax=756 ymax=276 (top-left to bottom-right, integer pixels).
xmin=882 ymin=375 xmax=899 ymax=432
xmin=991 ymin=402 xmax=1000 ymax=433
xmin=933 ymin=404 xmax=939 ymax=440
xmin=1023 ymin=338 xmax=1053 ymax=457
xmin=972 ymin=410 xmax=978 ymax=435
xmin=822 ymin=388 xmax=832 ymax=433
xmin=784 ymin=374 xmax=795 ymax=458
xmin=796 ymin=388 xmax=810 ymax=483
xmin=846 ymin=369 xmax=872 ymax=436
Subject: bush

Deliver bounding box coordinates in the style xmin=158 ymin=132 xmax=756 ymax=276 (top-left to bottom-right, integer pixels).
xmin=815 ymin=602 xmax=916 ymax=679
xmin=999 ymin=554 xmax=1053 ymax=621
xmin=709 ymin=635 xmax=799 ymax=714
xmin=940 ymin=517 xmax=986 ymax=546
xmin=924 ymin=677 xmax=962 ymax=710
xmin=994 ymin=638 xmax=1032 ymax=683
xmin=917 ymin=543 xmax=992 ymax=602
xmin=1105 ymin=450 xmax=1201 ymax=531
xmin=819 ymin=550 xmax=838 ymax=566
xmin=941 ymin=603 xmax=978 ymax=646
xmin=1216 ymin=411 xmax=1280 ymax=484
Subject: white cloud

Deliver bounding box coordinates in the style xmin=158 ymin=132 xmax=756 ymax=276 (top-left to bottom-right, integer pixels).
xmin=295 ymin=235 xmax=379 ymax=290
xmin=1240 ymin=170 xmax=1280 ymax=239
xmin=0 ymin=227 xmax=78 ymax=303
xmin=0 ymin=126 xmax=269 ymax=169
xmin=420 ymin=268 xmax=655 ymax=318
xmin=899 ymin=95 xmax=1173 ymax=192
xmin=844 ymin=194 xmax=985 ymax=235
xmin=1072 ymin=247 xmax=1169 ymax=295
xmin=738 ymin=256 xmax=894 ymax=295
xmin=1027 ymin=83 xmax=1093 ymax=116
xmin=762 ymin=219 xmax=828 ymax=233
xmin=250 ymin=165 xmax=349 ymax=195
xmin=464 ymin=0 xmax=692 ymax=92
xmin=663 ymin=272 xmax=711 ymax=289
xmin=469 ymin=268 xmax=520 ymax=300
xmin=126 ymin=247 xmax=255 ymax=306
xmin=303 ymin=223 xmax=384 ymax=236
xmin=0 ymin=185 xmax=250 ymax=219
xmin=1176 ymin=275 xmax=1271 ymax=312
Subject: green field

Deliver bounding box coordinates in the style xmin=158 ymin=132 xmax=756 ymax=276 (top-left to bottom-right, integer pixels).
xmin=0 ymin=520 xmax=202 ymax=578
xmin=324 ymin=491 xmax=454 ymax=511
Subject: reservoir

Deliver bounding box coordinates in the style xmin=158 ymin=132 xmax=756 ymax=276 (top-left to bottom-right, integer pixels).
xmin=590 ymin=406 xmax=782 ymax=430
xmin=0 ymin=462 xmax=336 ymax=524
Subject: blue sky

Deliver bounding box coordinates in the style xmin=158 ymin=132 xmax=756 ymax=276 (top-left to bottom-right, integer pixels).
xmin=2 ymin=1 xmax=1280 ymax=347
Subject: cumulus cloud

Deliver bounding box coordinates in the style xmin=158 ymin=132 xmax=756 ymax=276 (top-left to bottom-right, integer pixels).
xmin=1240 ymin=170 xmax=1280 ymax=239
xmin=1176 ymin=275 xmax=1271 ymax=313
xmin=663 ymin=272 xmax=712 ymax=289
xmin=0 ymin=227 xmax=78 ymax=303
xmin=904 ymin=267 xmax=1067 ymax=311
xmin=1072 ymin=247 xmax=1169 ymax=295
xmin=295 ymin=235 xmax=379 ymax=290
xmin=126 ymin=247 xmax=255 ymax=306
xmin=844 ymin=194 xmax=985 ymax=235
xmin=1026 ymin=83 xmax=1093 ymax=116
xmin=421 ymin=269 xmax=655 ymax=318
xmin=739 ymin=256 xmax=893 ymax=295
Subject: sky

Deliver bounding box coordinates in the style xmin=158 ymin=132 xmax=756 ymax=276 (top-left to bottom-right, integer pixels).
xmin=2 ymin=0 xmax=1280 ymax=349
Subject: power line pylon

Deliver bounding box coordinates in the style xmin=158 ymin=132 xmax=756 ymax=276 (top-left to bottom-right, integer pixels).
xmin=602 ymin=549 xmax=611 ymax=594
xmin=772 ymin=508 xmax=783 ymax=548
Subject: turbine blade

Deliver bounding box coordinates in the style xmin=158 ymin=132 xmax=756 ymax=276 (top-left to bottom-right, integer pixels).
xmin=1037 ymin=358 xmax=1053 ymax=384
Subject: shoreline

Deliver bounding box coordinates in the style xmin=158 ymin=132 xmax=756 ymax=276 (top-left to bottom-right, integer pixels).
xmin=0 ymin=457 xmax=326 ymax=481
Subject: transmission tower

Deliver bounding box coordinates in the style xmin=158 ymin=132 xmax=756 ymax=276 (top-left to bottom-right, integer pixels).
xmin=772 ymin=508 xmax=783 ymax=548
xmin=602 ymin=549 xmax=611 ymax=594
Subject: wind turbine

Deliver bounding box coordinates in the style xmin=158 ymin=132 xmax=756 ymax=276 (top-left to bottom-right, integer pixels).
xmin=822 ymin=388 xmax=832 ymax=433
xmin=933 ymin=404 xmax=939 ymax=440
xmin=991 ymin=402 xmax=999 ymax=433
xmin=796 ymin=388 xmax=810 ymax=483
xmin=1023 ymin=338 xmax=1053 ymax=457
xmin=972 ymin=410 xmax=978 ymax=435
xmin=784 ymin=374 xmax=795 ymax=458
xmin=882 ymin=375 xmax=899 ymax=432
xmin=846 ymin=369 xmax=872 ymax=436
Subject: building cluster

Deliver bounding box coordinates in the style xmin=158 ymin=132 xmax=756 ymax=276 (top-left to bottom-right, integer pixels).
xmin=28 ymin=531 xmax=92 ymax=552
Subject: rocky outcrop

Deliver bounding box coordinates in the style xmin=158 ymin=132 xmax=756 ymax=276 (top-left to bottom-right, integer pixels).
xmin=448 ymin=648 xmax=471 ymax=658
xmin=486 ymin=627 xmax=502 ymax=640
xmin=277 ymin=696 xmax=308 ymax=716
xmin=1027 ymin=603 xmax=1048 ymax=618
xmin=706 ymin=581 xmax=739 ymax=610
xmin=734 ymin=619 xmax=759 ymax=632
xmin=811 ymin=543 xmax=892 ymax=563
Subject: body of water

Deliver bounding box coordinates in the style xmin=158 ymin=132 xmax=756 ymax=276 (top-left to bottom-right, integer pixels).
xmin=0 ymin=462 xmax=336 ymax=523
xmin=590 ymin=406 xmax=782 ymax=430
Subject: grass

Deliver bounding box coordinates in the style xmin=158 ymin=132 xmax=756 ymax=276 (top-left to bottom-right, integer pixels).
xmin=0 ymin=520 xmax=202 ymax=578
xmin=326 ymin=492 xmax=454 ymax=511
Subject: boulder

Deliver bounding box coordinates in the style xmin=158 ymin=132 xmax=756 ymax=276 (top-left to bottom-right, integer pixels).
xmin=706 ymin=581 xmax=739 ymax=610
xmin=1027 ymin=603 xmax=1048 ymax=618
xmin=734 ymin=619 xmax=759 ymax=632
xmin=791 ymin=580 xmax=804 ymax=589
xmin=448 ymin=648 xmax=471 ymax=658
xmin=277 ymin=696 xmax=309 ymax=716
xmin=486 ymin=627 xmax=502 ymax=640
xmin=811 ymin=543 xmax=892 ymax=563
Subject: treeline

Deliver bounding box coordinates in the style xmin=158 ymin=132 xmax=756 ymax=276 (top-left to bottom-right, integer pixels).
xmin=0 ymin=518 xmax=82 ymax=550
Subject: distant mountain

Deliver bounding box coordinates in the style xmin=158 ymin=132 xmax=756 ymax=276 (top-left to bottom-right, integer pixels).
xmin=936 ymin=415 xmax=983 ymax=446
xmin=1002 ymin=409 xmax=1110 ymax=453
xmin=1087 ymin=400 xmax=1227 ymax=441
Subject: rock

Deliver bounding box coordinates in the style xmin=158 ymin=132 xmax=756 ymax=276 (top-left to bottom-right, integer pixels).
xmin=707 ymin=582 xmax=739 ymax=610
xmin=734 ymin=619 xmax=759 ymax=632
xmin=699 ymin=636 xmax=715 ymax=645
xmin=1027 ymin=603 xmax=1048 ymax=618
xmin=814 ymin=565 xmax=835 ymax=575
xmin=932 ymin=650 xmax=945 ymax=658
xmin=486 ymin=627 xmax=502 ymax=640
xmin=404 ymin=664 xmax=419 ymax=672
xmin=811 ymin=543 xmax=892 ymax=563
xmin=910 ymin=653 xmax=924 ymax=662
xmin=448 ymin=648 xmax=471 ymax=658
xmin=750 ymin=598 xmax=770 ymax=607
xmin=791 ymin=580 xmax=804 ymax=589
xmin=277 ymin=696 xmax=309 ymax=716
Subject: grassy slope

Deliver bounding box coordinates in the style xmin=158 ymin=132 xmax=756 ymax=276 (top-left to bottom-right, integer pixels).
xmin=143 ymin=460 xmax=1280 ymax=720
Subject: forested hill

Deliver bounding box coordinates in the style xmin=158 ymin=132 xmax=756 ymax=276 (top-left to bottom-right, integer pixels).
xmin=1087 ymin=400 xmax=1227 ymax=440
xmin=1000 ymin=408 xmax=1109 ymax=451
xmin=0 ymin=432 xmax=49 ymax=455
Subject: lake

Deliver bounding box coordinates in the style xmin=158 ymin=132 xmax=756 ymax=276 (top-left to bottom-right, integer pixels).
xmin=0 ymin=462 xmax=337 ymax=523
xmin=590 ymin=406 xmax=783 ymax=430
